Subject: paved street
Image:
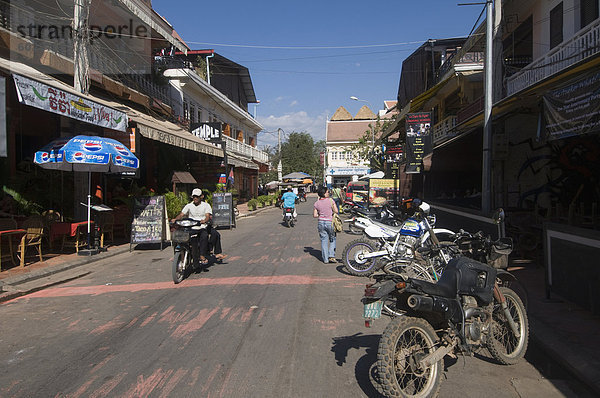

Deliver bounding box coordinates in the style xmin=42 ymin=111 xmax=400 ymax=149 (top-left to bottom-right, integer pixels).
xmin=0 ymin=200 xmax=582 ymax=397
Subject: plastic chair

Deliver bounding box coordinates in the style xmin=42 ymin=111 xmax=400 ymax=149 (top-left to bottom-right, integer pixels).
xmin=18 ymin=216 xmax=44 ymax=267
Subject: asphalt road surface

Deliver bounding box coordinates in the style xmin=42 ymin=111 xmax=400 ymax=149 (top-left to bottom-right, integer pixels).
xmin=0 ymin=199 xmax=581 ymax=397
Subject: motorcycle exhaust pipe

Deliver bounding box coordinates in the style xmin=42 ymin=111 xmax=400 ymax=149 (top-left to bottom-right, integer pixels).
xmin=407 ymin=295 xmax=434 ymax=312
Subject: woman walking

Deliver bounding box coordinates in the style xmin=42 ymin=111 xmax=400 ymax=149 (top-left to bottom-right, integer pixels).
xmin=313 ymin=185 xmax=339 ymax=263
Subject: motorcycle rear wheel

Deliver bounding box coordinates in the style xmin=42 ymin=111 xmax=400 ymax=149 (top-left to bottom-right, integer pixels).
xmin=172 ymin=251 xmax=186 ymax=284
xmin=487 ymin=287 xmax=529 ymax=365
xmin=342 ymin=238 xmax=381 ymax=276
xmin=378 ymin=316 xmax=442 ymax=398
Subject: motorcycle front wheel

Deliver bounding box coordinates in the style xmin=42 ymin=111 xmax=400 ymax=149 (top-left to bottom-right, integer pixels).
xmin=172 ymin=251 xmax=186 ymax=284
xmin=487 ymin=287 xmax=529 ymax=365
xmin=342 ymin=238 xmax=381 ymax=276
xmin=378 ymin=316 xmax=442 ymax=398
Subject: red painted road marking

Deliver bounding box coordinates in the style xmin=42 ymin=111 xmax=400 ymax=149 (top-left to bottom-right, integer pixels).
xmin=4 ymin=275 xmax=349 ymax=301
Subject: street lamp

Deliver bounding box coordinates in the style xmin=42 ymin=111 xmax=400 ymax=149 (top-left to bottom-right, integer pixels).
xmin=350 ymin=96 xmax=375 ymax=147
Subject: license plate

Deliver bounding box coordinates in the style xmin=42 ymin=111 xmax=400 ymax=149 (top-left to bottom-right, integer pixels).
xmin=363 ymin=300 xmax=383 ymax=319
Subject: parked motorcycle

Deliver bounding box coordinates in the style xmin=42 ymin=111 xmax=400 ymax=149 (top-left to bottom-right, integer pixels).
xmin=171 ymin=218 xmax=203 ymax=284
xmin=342 ymin=202 xmax=455 ymax=277
xmin=283 ymin=207 xmax=295 ymax=227
xmin=345 ymin=204 xmax=401 ymax=234
xmin=363 ymin=256 xmax=529 ymax=397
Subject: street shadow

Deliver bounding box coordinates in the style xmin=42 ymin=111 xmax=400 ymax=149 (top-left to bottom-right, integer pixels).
xmin=335 ymin=265 xmax=353 ymax=276
xmin=132 ymin=242 xmax=170 ymax=251
xmin=303 ymin=246 xmax=322 ymax=261
xmin=331 ymin=333 xmax=385 ymax=397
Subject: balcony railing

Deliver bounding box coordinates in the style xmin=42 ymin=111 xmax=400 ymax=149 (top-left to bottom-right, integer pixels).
xmin=433 ymin=115 xmax=458 ymax=145
xmin=222 ymin=134 xmax=269 ymax=164
xmin=506 ymin=19 xmax=600 ymax=96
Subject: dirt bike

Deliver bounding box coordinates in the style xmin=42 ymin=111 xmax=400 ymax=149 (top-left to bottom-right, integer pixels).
xmin=171 ymin=218 xmax=203 ymax=284
xmin=342 ymin=202 xmax=455 ymax=278
xmin=363 ymin=256 xmax=529 ymax=397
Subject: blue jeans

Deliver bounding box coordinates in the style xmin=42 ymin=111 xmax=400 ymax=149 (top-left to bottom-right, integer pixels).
xmin=318 ymin=220 xmax=336 ymax=263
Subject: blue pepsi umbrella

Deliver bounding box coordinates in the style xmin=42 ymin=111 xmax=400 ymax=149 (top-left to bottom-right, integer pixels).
xmin=34 ymin=135 xmax=138 ymax=172
xmin=34 ymin=135 xmax=139 ymax=252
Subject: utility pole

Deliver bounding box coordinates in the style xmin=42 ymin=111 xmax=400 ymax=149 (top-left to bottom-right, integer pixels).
xmin=482 ymin=0 xmax=493 ymax=215
xmin=73 ymin=0 xmax=90 ymax=94
xmin=277 ymin=128 xmax=283 ymax=181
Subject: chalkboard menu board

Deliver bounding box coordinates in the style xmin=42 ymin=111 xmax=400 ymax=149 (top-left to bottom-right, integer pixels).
xmin=130 ymin=195 xmax=168 ymax=248
xmin=212 ymin=192 xmax=234 ymax=228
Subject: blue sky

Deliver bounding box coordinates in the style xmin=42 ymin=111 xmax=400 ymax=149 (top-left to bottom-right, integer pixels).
xmin=151 ymin=0 xmax=484 ymax=149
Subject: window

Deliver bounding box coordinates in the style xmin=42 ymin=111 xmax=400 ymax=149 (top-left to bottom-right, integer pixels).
xmin=550 ymin=3 xmax=563 ymax=49
xmin=581 ymin=0 xmax=599 ymax=29
xmin=331 ymin=151 xmax=338 ymax=160
xmin=345 ymin=151 xmax=352 ymax=161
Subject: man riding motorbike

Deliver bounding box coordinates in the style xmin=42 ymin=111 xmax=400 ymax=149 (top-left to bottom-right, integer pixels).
xmin=172 ymin=188 xmax=227 ymax=269
xmin=281 ymin=186 xmax=298 ymax=220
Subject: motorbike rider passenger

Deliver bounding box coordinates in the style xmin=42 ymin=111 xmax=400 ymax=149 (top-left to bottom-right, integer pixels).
xmin=172 ymin=188 xmax=227 ymax=268
xmin=281 ymin=186 xmax=298 ymax=220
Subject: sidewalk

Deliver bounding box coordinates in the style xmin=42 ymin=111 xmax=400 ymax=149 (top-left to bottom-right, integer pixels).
xmin=0 ymin=205 xmax=599 ymax=395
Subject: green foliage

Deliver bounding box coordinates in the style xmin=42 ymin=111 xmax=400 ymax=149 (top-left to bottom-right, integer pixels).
xmin=351 ymin=115 xmax=398 ymax=172
xmin=164 ymin=191 xmax=188 ymax=219
xmin=268 ymin=194 xmax=276 ymax=205
xmin=257 ymin=195 xmax=269 ymax=206
xmin=268 ymin=132 xmax=323 ymax=182
xmin=247 ymin=198 xmax=258 ymax=210
xmin=2 ymin=186 xmax=43 ymax=215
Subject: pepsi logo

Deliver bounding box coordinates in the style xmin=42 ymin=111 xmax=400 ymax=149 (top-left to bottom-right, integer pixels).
xmin=40 ymin=152 xmax=49 ymax=162
xmin=73 ymin=152 xmax=85 ymax=161
xmin=83 ymin=142 xmax=102 ymax=152
xmin=114 ymin=145 xmax=130 ymax=156
xmin=115 ymin=155 xmax=123 ymax=164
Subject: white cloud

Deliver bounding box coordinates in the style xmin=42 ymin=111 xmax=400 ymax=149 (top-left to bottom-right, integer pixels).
xmin=275 ymin=96 xmax=284 ymax=102
xmin=257 ymin=110 xmax=329 ymax=148
xmin=289 ymin=100 xmax=298 ymax=107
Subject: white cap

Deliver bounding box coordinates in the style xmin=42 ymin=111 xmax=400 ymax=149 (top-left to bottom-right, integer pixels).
xmin=191 ymin=188 xmax=203 ymax=197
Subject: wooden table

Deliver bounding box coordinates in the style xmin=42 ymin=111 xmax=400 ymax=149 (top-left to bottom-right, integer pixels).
xmin=0 ymin=229 xmax=26 ymax=270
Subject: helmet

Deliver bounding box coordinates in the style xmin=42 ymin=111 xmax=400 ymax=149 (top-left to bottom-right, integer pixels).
xmin=418 ymin=202 xmax=430 ymax=215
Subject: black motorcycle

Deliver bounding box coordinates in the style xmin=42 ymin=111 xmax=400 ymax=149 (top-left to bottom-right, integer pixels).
xmin=171 ymin=218 xmax=203 ymax=284
xmin=363 ymin=256 xmax=528 ymax=397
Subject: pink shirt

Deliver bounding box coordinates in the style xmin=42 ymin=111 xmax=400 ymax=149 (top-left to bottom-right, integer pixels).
xmin=314 ymin=198 xmax=334 ymax=221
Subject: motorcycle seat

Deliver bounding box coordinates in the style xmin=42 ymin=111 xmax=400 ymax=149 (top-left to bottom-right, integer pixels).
xmin=409 ymin=271 xmax=458 ymax=299
xmin=371 ymin=220 xmax=402 ymax=233
xmin=353 ymin=208 xmax=378 ymax=218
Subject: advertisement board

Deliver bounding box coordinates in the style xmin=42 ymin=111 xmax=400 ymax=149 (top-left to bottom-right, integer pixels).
xmin=405 ymin=112 xmax=433 ymax=174
xmin=368 ymin=179 xmax=399 ymax=207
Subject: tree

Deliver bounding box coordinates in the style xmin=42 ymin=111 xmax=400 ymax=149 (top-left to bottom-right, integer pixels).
xmin=260 ymin=132 xmax=323 ymax=184
xmin=351 ymin=115 xmax=398 ymax=172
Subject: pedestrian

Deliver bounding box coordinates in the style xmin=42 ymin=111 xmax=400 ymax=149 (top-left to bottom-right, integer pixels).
xmin=331 ymin=185 xmax=343 ymax=212
xmin=313 ymin=185 xmax=338 ymax=264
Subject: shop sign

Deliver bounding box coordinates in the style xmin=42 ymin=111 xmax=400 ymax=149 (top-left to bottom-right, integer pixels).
xmin=326 ymin=166 xmax=370 ymax=176
xmin=405 ymin=112 xmax=433 ymax=174
xmin=191 ymin=122 xmax=222 ymax=142
xmin=12 ymin=74 xmax=128 ymax=132
xmin=369 ymin=179 xmax=400 ymax=206
xmin=543 ymin=70 xmax=600 ymax=140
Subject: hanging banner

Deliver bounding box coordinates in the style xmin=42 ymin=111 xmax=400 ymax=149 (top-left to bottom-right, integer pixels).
xmin=543 ymin=70 xmax=600 ymax=140
xmin=12 ymin=74 xmax=128 ymax=132
xmin=405 ymin=112 xmax=432 ymax=174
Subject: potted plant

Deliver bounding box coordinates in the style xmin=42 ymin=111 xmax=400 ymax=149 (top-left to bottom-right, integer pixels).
xmin=247 ymin=198 xmax=258 ymax=211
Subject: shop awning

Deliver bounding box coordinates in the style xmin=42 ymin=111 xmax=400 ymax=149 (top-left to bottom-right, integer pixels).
xmin=228 ymin=154 xmax=258 ymax=170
